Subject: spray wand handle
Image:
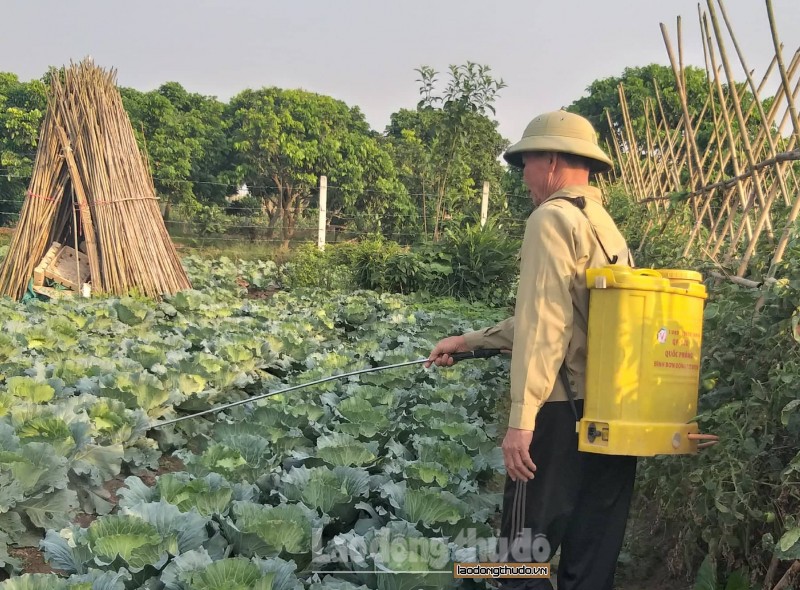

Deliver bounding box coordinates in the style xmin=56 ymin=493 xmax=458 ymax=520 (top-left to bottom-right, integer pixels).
xmin=450 ymin=348 xmax=504 ymax=363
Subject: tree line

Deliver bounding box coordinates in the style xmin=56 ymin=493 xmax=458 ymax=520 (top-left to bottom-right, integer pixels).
xmin=0 ymin=63 xmax=752 ymax=245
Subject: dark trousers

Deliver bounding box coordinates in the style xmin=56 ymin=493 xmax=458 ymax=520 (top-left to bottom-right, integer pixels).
xmin=498 ymin=401 xmax=637 ymax=590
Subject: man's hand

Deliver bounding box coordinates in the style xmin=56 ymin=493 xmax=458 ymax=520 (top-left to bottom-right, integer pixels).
xmin=425 ymin=335 xmax=471 ymax=368
xmin=502 ymin=427 xmax=536 ymax=482
xmin=688 ymin=433 xmax=719 ymax=450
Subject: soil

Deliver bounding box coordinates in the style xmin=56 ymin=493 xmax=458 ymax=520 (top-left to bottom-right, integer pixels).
xmin=135 ymin=453 xmax=187 ymax=486
xmin=72 ymin=512 xmax=96 ymax=528
xmin=6 ymin=547 xmax=64 ymax=576
xmin=103 ymin=475 xmax=127 ymax=506
xmin=248 ymin=286 xmax=281 ymax=300
xmin=233 ymin=275 xmax=282 ymax=300
xmin=138 ymin=470 xmax=157 ymax=487
xmin=157 ymin=454 xmax=186 ymax=475
xmin=615 ymin=569 xmax=690 ymax=590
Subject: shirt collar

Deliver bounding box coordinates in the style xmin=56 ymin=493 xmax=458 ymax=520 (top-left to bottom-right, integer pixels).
xmin=542 ymin=185 xmax=603 ymax=206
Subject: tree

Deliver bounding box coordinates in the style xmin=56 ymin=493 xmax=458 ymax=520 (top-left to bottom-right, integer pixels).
xmin=500 ymin=165 xmax=533 ymax=222
xmin=0 ymin=73 xmax=47 ymax=225
xmin=121 ymin=83 xmax=230 ymax=219
xmin=386 ymin=62 xmax=508 ymax=240
xmin=568 ymin=64 xmax=709 ymax=153
xmin=226 ymin=87 xmax=410 ymax=247
xmin=568 ymin=63 xmax=771 ymax=187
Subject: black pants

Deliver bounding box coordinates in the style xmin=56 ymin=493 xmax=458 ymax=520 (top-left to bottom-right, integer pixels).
xmin=498 ymin=401 xmax=637 ymax=590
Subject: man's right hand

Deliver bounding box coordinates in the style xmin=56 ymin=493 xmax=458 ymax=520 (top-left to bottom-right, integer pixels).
xmin=425 ymin=335 xmax=471 ymax=368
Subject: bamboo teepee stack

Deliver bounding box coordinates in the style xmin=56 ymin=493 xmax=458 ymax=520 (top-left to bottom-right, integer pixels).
xmin=0 ymin=59 xmax=191 ymax=300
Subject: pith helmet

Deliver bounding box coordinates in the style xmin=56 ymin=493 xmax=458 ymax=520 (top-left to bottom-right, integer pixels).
xmin=504 ymin=110 xmax=613 ymax=173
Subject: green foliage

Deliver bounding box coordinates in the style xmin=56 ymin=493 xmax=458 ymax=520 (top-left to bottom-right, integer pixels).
xmin=569 ymin=64 xmax=710 ymax=159
xmin=437 ymin=219 xmax=520 ymax=305
xmin=280 ymin=243 xmax=355 ymax=291
xmin=280 ymin=226 xmax=519 ymax=305
xmin=499 ymin=165 xmax=533 ymax=222
xmin=0 ymin=73 xmax=47 ymax=224
xmin=347 ymin=238 xmax=419 ymax=293
xmin=193 ymin=205 xmax=231 ymax=236
xmin=609 ymin=185 xmax=705 ymax=268
xmin=0 ymin=67 xmax=510 ymax=244
xmin=569 ymin=64 xmax=771 ymax=190
xmin=120 ymin=82 xmax=231 ymax=212
xmin=227 ymin=87 xmax=410 ymax=246
xmin=0 ymin=256 xmax=513 ymax=586
xmin=386 ymin=62 xmax=509 ymax=241
xmin=185 ymin=558 xmax=275 ymax=590
xmin=692 ymin=555 xmax=749 ymax=590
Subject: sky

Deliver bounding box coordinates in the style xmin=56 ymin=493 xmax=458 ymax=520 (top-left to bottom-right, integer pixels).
xmin=2 ymin=0 xmax=799 ymax=143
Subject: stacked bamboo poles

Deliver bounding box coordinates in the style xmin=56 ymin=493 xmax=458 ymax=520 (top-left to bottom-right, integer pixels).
xmin=0 ymin=59 xmax=190 ymax=300
xmin=0 ymin=107 xmax=71 ymax=299
xmin=610 ymin=0 xmax=800 ymax=279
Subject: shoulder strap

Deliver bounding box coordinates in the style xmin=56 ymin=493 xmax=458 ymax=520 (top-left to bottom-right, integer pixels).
xmin=547 ymin=196 xmax=619 ymax=265
xmin=558 ymin=363 xmax=580 ymax=425
xmin=548 ymin=194 xmax=628 ymax=429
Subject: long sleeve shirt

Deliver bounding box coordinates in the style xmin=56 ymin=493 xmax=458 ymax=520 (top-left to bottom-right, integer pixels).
xmin=462 ymin=185 xmax=631 ymax=431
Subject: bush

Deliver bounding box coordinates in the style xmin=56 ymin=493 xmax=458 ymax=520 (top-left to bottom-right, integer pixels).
xmin=339 ymin=224 xmax=521 ymax=305
xmin=277 ymin=227 xmax=520 ymax=307
xmin=346 ymin=237 xmax=449 ymax=295
xmin=437 ymin=219 xmax=521 ymax=305
xmin=280 ymin=243 xmax=354 ymax=290
xmin=194 ymin=205 xmax=231 ymax=236
xmin=608 ymin=186 xmax=704 ymax=269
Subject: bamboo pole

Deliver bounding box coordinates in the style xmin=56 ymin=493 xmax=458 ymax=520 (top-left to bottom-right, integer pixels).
xmin=638 ymin=150 xmax=800 ymax=199
xmin=643 ymin=100 xmax=672 ymax=211
xmin=698 ymin=61 xmax=739 ymax=255
xmin=0 ymin=61 xmax=191 ymax=299
xmin=660 ymin=22 xmax=717 ymax=258
xmin=649 ymin=82 xmax=705 ymax=244
xmin=693 ymin=37 xmax=730 ymax=247
xmin=715 ymin=0 xmax=791 ymax=176
xmin=649 ymin=88 xmax=684 ymax=194
xmin=638 ymin=100 xmax=664 ymax=218
xmin=701 ymin=49 xmax=799 ymax=256
xmin=700 ymin=10 xmax=756 ymax=256
xmin=765 ymin=0 xmax=800 ymax=276
xmin=698 ymin=6 xmax=786 ymax=253
xmin=737 ymin=136 xmax=799 ymax=275
xmin=606 ymin=109 xmax=634 ymax=197
xmin=707 ymin=0 xmax=775 ymax=263
xmin=618 ymin=85 xmax=649 ymax=203
xmin=766 ymin=0 xmax=800 ymax=143
xmin=0 ymin=103 xmax=70 ymax=298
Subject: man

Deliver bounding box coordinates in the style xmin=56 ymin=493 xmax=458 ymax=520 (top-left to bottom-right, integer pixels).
xmin=427 ymin=111 xmax=714 ymax=589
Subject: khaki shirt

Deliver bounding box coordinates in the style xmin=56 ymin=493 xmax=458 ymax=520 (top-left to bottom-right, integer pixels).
xmin=463 ymin=185 xmax=631 ymax=431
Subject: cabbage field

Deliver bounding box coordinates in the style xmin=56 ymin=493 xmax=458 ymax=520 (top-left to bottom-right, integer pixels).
xmin=0 ymin=256 xmax=512 ymax=590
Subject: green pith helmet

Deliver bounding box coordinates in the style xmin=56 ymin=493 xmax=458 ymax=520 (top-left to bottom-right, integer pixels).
xmin=503 ymin=110 xmax=613 ymax=173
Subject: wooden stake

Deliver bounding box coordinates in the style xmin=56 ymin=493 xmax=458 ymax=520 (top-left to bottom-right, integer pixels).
xmin=707 ymin=0 xmax=775 ymax=268
xmin=661 ymin=22 xmax=714 ymax=258
xmin=618 ymin=85 xmax=649 ymax=202
xmin=605 ymin=109 xmax=634 ymax=197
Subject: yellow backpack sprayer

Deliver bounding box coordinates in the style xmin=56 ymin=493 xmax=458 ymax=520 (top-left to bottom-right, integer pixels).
xmin=578 ymin=265 xmax=708 ymax=456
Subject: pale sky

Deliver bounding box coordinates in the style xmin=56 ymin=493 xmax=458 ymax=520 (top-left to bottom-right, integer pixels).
xmin=2 ymin=0 xmax=799 ymax=142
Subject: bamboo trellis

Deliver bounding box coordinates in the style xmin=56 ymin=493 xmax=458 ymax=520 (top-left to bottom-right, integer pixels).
xmin=610 ymin=0 xmax=800 ymax=280
xmin=0 ymin=59 xmax=191 ymax=300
